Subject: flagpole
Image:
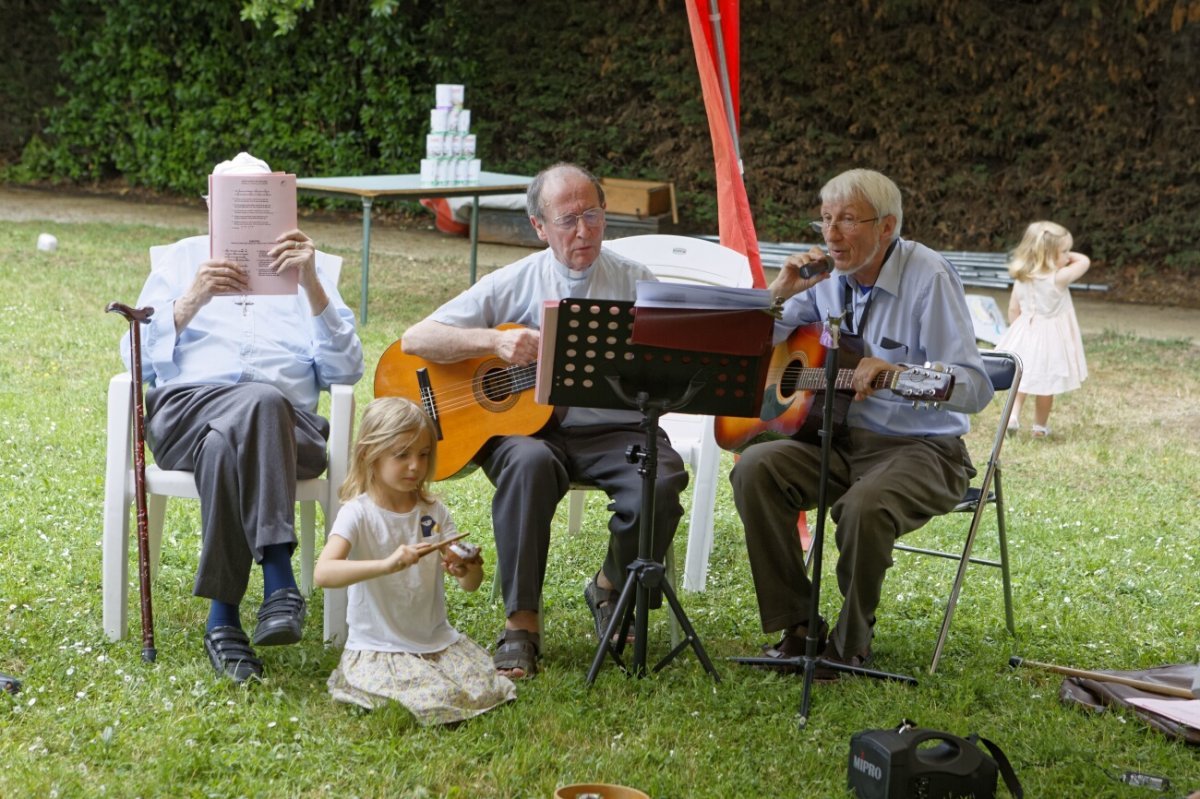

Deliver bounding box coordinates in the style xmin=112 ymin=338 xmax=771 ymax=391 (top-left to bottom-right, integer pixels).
xmin=707 ymin=0 xmax=742 ymax=172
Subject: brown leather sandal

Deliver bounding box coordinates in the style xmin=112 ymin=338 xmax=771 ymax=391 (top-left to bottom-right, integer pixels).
xmin=585 ymin=576 xmax=634 ymax=645
xmin=752 ymin=618 xmax=829 ymax=674
xmin=813 ymin=643 xmax=874 ymax=683
xmin=493 ymin=629 xmax=539 ymax=679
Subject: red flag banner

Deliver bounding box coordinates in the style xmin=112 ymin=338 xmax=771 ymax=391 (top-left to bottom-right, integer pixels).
xmin=685 ymin=0 xmax=765 ymax=288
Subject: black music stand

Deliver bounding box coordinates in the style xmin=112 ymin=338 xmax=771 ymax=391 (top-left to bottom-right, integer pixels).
xmin=540 ymin=298 xmax=773 ymax=682
xmin=730 ymin=313 xmax=917 ymax=727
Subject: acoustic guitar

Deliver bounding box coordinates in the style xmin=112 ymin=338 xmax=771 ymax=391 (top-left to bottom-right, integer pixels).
xmin=713 ymin=323 xmax=956 ymax=452
xmin=374 ymin=324 xmax=552 ymax=481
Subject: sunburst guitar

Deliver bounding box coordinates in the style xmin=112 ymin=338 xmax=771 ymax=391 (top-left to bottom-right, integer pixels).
xmin=374 ymin=324 xmax=552 ymax=481
xmin=713 ymin=323 xmax=956 ymax=452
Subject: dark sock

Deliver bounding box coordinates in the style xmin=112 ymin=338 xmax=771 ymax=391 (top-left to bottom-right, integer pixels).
xmin=261 ymin=543 xmax=297 ymax=598
xmin=207 ymin=600 xmax=241 ymax=632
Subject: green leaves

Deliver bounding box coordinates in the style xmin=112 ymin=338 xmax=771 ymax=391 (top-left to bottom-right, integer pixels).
xmin=35 ymin=0 xmax=473 ymax=194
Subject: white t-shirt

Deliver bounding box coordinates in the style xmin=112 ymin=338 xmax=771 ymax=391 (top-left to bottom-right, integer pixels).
xmin=332 ymin=494 xmax=462 ymax=654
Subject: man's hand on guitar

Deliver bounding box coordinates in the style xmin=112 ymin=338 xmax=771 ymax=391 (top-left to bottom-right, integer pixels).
xmin=495 ymin=326 xmax=540 ymax=365
xmin=770 ymin=247 xmax=833 ymax=302
xmin=851 ymin=357 xmax=901 ymax=401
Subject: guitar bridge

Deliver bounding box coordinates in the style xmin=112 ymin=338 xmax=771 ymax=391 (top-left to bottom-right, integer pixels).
xmin=415 ymin=367 xmax=444 ymax=441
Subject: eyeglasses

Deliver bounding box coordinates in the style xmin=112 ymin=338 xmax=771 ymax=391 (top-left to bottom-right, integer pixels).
xmin=548 ymin=207 xmax=605 ymax=231
xmin=810 ymin=216 xmax=879 ymax=235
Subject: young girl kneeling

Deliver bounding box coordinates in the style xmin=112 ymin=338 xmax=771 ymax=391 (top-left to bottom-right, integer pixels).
xmin=315 ymin=397 xmax=515 ymax=725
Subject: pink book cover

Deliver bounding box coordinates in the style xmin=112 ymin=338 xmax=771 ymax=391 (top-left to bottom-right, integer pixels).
xmin=208 ymin=172 xmax=299 ymax=295
xmin=534 ymin=300 xmax=559 ymax=405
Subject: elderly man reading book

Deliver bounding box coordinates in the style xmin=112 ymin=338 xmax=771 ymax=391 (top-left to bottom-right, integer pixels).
xmin=119 ymin=152 xmax=364 ymax=682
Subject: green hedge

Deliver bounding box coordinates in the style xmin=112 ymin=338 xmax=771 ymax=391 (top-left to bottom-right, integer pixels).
xmin=19 ymin=0 xmax=473 ymax=195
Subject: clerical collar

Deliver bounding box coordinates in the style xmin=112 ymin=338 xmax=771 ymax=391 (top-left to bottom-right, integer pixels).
xmin=553 ymin=254 xmax=594 ymax=282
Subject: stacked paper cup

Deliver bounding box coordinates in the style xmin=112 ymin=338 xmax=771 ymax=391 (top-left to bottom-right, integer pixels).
xmin=421 ymin=83 xmax=482 ymax=186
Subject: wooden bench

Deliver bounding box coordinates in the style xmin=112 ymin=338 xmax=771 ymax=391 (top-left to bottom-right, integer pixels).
xmin=699 ymin=236 xmax=1109 ymax=292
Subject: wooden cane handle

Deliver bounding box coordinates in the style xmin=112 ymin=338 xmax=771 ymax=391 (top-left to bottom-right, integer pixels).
xmin=106 ymin=302 xmax=154 ymax=324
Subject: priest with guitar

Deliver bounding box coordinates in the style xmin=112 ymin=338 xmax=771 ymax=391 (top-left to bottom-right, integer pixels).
xmin=396 ymin=163 xmax=688 ymax=680
xmin=730 ymin=168 xmax=994 ymax=681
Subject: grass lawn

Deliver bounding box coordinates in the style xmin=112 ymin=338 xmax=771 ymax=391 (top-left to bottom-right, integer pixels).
xmin=1 ymin=218 xmax=1198 ymax=798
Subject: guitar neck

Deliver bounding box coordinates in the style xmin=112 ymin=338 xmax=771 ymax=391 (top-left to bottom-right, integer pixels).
xmin=786 ymin=366 xmax=900 ymax=394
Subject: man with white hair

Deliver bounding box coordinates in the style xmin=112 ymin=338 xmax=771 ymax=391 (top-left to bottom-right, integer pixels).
xmin=731 ymin=168 xmax=993 ymax=681
xmin=121 ymin=152 xmax=363 ymax=682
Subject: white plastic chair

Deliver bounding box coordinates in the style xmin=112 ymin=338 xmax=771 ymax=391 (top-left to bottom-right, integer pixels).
xmin=102 ymin=240 xmax=355 ymax=645
xmin=565 ymin=234 xmax=753 ymax=591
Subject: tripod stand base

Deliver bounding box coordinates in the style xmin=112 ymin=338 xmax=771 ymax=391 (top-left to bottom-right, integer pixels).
xmin=733 ymin=651 xmax=916 ymax=729
xmin=730 ymin=654 xmax=918 ymax=686
xmin=586 ymin=558 xmax=721 ymax=684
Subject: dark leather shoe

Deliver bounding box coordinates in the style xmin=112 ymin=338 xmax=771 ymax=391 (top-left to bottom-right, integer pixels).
xmin=204 ymin=626 xmax=263 ymax=683
xmin=252 ymin=587 xmax=306 ymax=647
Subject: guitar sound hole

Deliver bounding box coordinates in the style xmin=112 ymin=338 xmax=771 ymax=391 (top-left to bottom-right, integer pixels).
xmin=480 ymin=368 xmax=514 ymax=405
xmin=779 ymin=359 xmax=803 ymax=398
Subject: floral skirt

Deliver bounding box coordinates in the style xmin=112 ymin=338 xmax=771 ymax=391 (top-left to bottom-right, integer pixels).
xmin=328 ymin=637 xmax=516 ymax=726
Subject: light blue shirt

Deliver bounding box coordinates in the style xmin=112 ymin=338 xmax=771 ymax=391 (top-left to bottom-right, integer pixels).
xmin=120 ymin=235 xmax=364 ymax=413
xmin=775 ymin=238 xmax=993 ymax=437
xmin=431 ymin=246 xmax=655 ymax=426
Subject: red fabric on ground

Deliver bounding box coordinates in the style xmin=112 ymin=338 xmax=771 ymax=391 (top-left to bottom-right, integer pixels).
xmin=419 ymin=198 xmax=469 ymax=237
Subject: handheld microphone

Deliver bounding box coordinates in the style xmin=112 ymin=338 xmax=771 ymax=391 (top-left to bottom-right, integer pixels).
xmin=797 ymin=254 xmax=834 ymax=279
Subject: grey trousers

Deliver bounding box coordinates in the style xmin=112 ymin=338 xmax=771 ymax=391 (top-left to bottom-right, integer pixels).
xmin=730 ymin=427 xmax=973 ymax=658
xmin=145 ymin=382 xmax=329 ymax=605
xmin=480 ymin=421 xmax=688 ymax=617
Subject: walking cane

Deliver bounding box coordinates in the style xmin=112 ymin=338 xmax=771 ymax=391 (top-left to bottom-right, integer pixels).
xmin=1010 ymin=656 xmax=1199 ymax=700
xmin=107 ymin=302 xmax=157 ymax=663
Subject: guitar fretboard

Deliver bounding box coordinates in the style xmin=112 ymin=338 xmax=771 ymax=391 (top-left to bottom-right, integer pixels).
xmin=783 ymin=366 xmax=895 ymax=393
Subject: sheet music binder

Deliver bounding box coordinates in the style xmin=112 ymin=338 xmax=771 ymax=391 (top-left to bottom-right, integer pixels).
xmin=538 ymin=299 xmax=773 ymax=418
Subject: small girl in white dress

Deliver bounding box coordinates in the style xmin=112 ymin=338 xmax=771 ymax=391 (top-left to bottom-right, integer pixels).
xmin=995 ymin=220 xmax=1092 ymax=438
xmin=315 ymin=397 xmax=515 ymax=725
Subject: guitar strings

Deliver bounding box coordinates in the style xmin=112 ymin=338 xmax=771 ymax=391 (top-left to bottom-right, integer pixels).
xmin=402 ymin=363 xmax=541 ymax=417
xmin=414 ymin=368 xmax=537 ymax=414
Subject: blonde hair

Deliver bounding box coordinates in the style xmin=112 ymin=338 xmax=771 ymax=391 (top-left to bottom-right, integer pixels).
xmin=340 ymin=397 xmax=438 ymax=504
xmin=1008 ymin=221 xmax=1073 ymax=281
